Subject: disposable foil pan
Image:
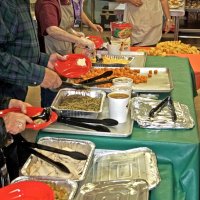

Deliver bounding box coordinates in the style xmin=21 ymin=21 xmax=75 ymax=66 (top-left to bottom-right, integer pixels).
xmin=12 ymin=176 xmax=77 ymax=200
xmin=91 ymin=147 xmax=160 ymax=190
xmin=76 ymin=179 xmax=149 ymax=200
xmin=92 ymin=55 xmax=135 ymax=67
xmin=131 ymin=97 xmax=194 ymax=129
xmin=21 ymin=137 xmax=95 ymax=182
xmin=51 ymin=88 xmax=106 ymax=118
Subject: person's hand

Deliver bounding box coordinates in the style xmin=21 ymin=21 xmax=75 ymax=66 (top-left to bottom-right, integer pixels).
xmin=8 ymin=99 xmax=32 ymax=114
xmin=164 ymin=19 xmax=173 ymax=34
xmin=3 ymin=112 xmax=33 ymax=134
xmin=75 ymin=31 xmax=85 ymax=37
xmin=128 ymin=0 xmax=143 ymax=6
xmin=90 ymin=24 xmax=103 ymax=32
xmin=47 ymin=53 xmax=67 ymax=70
xmin=78 ymin=37 xmax=96 ymax=50
xmin=40 ymin=68 xmax=62 ymax=89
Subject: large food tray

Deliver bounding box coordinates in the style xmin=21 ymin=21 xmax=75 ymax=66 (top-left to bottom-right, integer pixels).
xmin=51 ymin=88 xmax=106 ymax=118
xmin=12 ymin=176 xmax=78 ymax=200
xmin=74 ymin=67 xmax=173 ymax=93
xmin=21 ymin=137 xmax=95 ymax=182
xmin=96 ymin=50 xmax=147 ymax=67
xmin=88 ymin=147 xmax=161 ymax=190
xmin=76 ymin=179 xmax=149 ymax=200
xmin=121 ymin=51 xmax=147 ymax=67
xmin=43 ymin=98 xmax=134 ymax=137
xmin=92 ymin=55 xmax=135 ymax=67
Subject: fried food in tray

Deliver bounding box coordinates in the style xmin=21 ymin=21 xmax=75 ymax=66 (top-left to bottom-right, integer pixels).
xmin=168 ymin=0 xmax=184 ymax=8
xmin=138 ymin=41 xmax=200 ymax=56
xmin=73 ymin=67 xmax=149 ymax=88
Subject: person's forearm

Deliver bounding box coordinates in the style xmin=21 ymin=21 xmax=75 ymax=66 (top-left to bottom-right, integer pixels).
xmin=0 ymin=52 xmax=45 ymax=87
xmin=160 ymin=0 xmax=171 ymax=20
xmin=116 ymin=0 xmax=128 ymax=3
xmin=46 ymin=26 xmax=82 ymax=44
xmin=81 ymin=12 xmax=94 ymax=28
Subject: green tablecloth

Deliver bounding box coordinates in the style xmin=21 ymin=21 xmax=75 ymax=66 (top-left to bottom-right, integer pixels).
xmin=37 ymin=56 xmax=200 ymax=200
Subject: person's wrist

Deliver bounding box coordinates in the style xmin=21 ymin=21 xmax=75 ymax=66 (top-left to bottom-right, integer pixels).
xmin=166 ymin=18 xmax=173 ymax=22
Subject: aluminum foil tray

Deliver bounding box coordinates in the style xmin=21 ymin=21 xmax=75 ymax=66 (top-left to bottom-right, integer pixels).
xmin=131 ymin=97 xmax=194 ymax=129
xmin=43 ymin=99 xmax=134 ymax=137
xmin=51 ymin=88 xmax=106 ymax=118
xmin=76 ymin=179 xmax=149 ymax=200
xmin=12 ymin=176 xmax=77 ymax=200
xmin=21 ymin=137 xmax=95 ymax=182
xmin=91 ymin=147 xmax=160 ymax=190
xmin=92 ymin=55 xmax=135 ymax=67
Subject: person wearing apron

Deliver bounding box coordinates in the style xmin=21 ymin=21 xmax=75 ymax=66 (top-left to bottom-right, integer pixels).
xmin=117 ymin=0 xmax=172 ymax=46
xmin=35 ymin=0 xmax=102 ymax=107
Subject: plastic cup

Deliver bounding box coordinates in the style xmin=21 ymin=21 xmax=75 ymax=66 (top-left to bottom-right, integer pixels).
xmin=108 ymin=92 xmax=130 ymax=123
xmin=107 ymin=43 xmax=121 ymax=55
xmin=112 ymin=77 xmax=133 ymax=87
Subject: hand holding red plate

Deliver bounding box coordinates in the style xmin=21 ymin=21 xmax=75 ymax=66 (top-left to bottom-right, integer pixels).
xmin=0 ymin=107 xmax=57 ymax=130
xmin=54 ymin=54 xmax=92 ymax=78
xmin=86 ymin=35 xmax=104 ymax=49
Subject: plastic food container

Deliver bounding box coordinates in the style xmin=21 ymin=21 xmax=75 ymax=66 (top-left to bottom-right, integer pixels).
xmin=110 ymin=22 xmax=132 ymax=39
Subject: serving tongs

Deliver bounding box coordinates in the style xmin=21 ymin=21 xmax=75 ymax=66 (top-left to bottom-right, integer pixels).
xmin=20 ymin=140 xmax=88 ymax=160
xmin=64 ymin=117 xmax=118 ymax=126
xmin=58 ymin=117 xmax=111 ymax=132
xmin=149 ymin=96 xmax=177 ymax=122
xmin=79 ymin=70 xmax=113 ymax=84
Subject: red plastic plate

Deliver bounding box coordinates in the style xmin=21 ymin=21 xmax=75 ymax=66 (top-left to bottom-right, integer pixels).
xmin=0 ymin=181 xmax=54 ymax=200
xmin=0 ymin=107 xmax=57 ymax=130
xmin=86 ymin=35 xmax=104 ymax=49
xmin=54 ymin=54 xmax=92 ymax=78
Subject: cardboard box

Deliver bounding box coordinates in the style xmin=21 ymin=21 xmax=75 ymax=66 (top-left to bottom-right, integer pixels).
xmin=111 ymin=36 xmax=131 ymax=51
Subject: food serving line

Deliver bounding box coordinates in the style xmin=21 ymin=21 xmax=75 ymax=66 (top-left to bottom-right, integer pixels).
xmin=36 ymin=55 xmax=199 ymax=200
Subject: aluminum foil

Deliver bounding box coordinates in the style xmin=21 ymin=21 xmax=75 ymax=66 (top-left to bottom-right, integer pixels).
xmin=76 ymin=179 xmax=149 ymax=200
xmin=12 ymin=176 xmax=77 ymax=200
xmin=91 ymin=147 xmax=160 ymax=190
xmin=21 ymin=137 xmax=95 ymax=182
xmin=51 ymin=88 xmax=106 ymax=118
xmin=131 ymin=97 xmax=194 ymax=129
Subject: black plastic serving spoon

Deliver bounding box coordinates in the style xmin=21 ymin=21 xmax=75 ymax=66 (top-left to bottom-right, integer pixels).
xmin=31 ymin=107 xmax=51 ymax=121
xmin=79 ymin=70 xmax=113 ymax=84
xmin=66 ymin=117 xmax=118 ymax=126
xmin=58 ymin=117 xmax=111 ymax=132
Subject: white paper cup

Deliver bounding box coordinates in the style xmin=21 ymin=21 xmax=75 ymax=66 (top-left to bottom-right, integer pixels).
xmin=108 ymin=92 xmax=130 ymax=123
xmin=110 ymin=85 xmax=132 ymax=99
xmin=107 ymin=43 xmax=121 ymax=55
